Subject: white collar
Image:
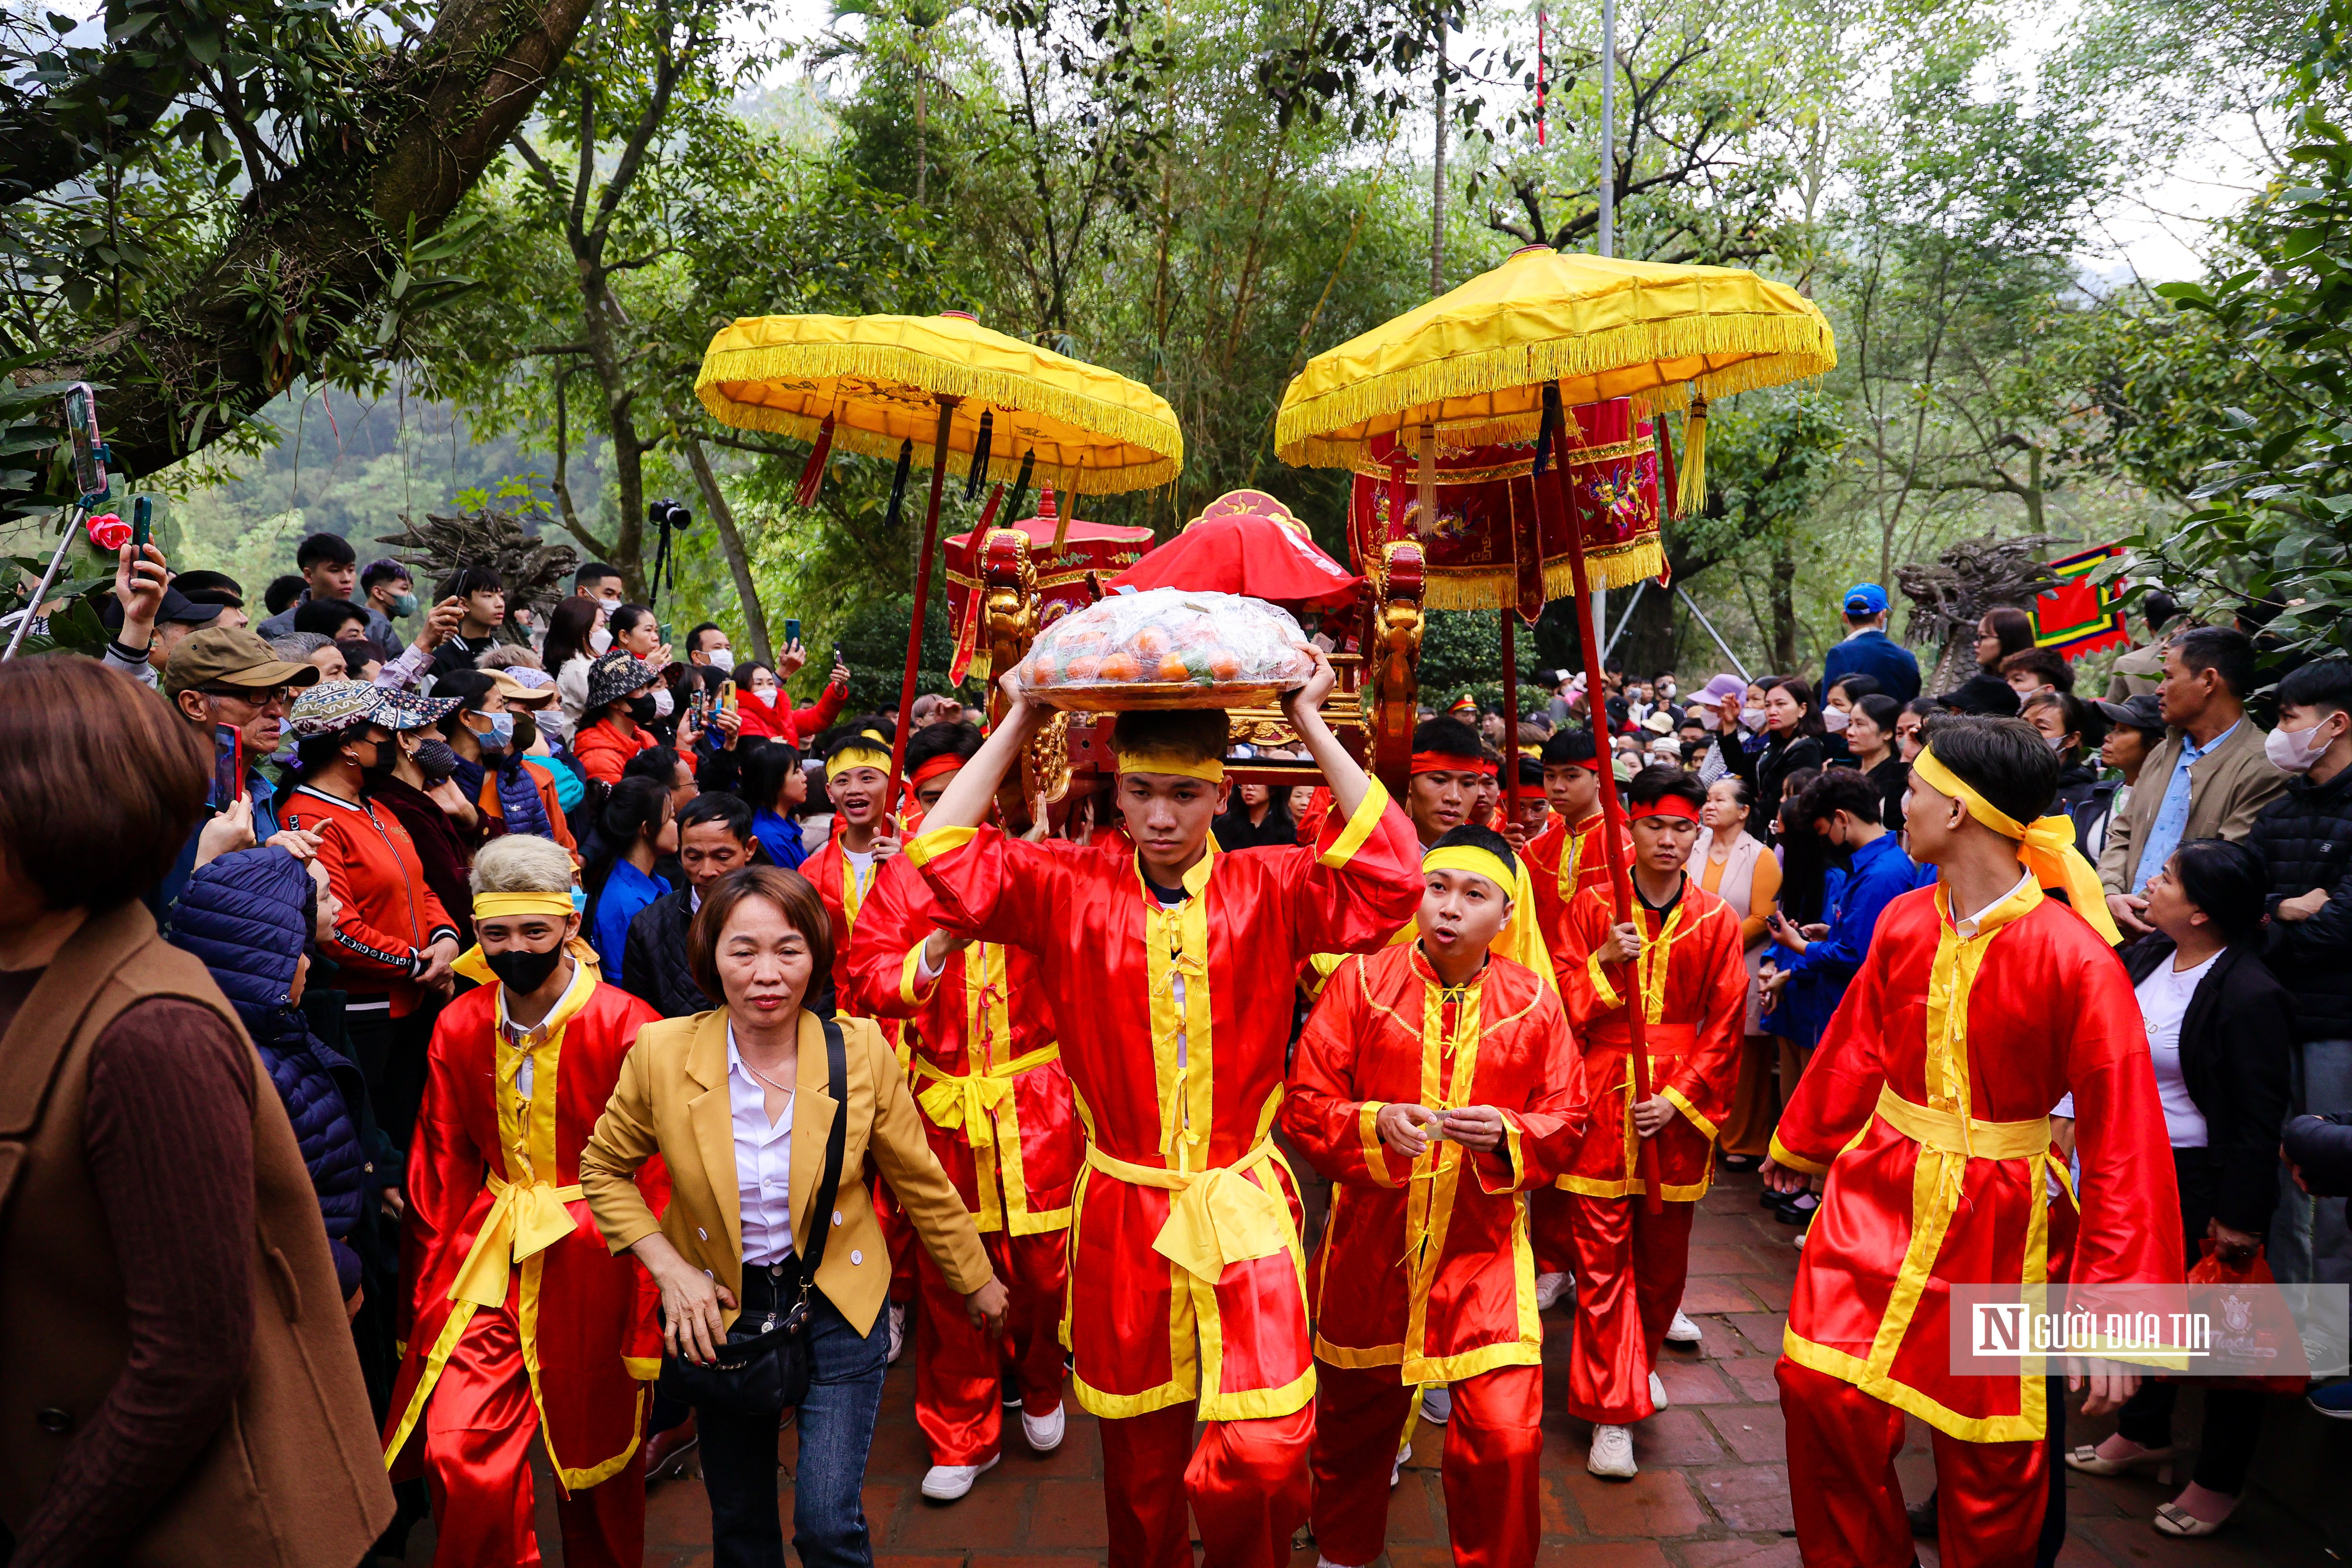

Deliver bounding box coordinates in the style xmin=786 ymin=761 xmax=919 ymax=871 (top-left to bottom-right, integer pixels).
xmin=1950 ymin=867 xmax=2035 ymax=938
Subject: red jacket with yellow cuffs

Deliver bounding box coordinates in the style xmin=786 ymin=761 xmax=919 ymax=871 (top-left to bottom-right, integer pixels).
xmin=1553 ymin=874 xmax=1747 ymax=1200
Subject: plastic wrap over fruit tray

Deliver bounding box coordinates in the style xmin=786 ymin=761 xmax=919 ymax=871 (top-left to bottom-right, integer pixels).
xmin=1013 ymin=587 xmax=1316 ymax=711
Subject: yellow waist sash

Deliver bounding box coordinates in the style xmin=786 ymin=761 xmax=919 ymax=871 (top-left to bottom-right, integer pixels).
xmin=1085 ymin=1139 xmax=1296 ymax=1286
xmin=448 ymin=1172 xmax=586 ymax=1309
xmin=910 ymin=1044 xmax=1063 ymax=1147
xmin=1873 ymin=1085 xmax=2052 ymax=1161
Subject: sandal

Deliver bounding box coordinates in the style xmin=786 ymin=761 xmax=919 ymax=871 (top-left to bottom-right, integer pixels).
xmin=2064 ymin=1442 xmax=2175 ymax=1476
xmin=2153 ymin=1502 xmax=2229 ymax=1538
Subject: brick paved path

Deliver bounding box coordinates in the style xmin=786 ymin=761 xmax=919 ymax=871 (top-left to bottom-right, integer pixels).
xmin=414 ymin=1169 xmax=2343 ymax=1566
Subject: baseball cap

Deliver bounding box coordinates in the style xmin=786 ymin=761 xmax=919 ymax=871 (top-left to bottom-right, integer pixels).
xmin=162 ymin=626 xmax=324 ymax=698
xmin=1843 ymin=583 xmax=1890 ymax=616
xmin=2093 ymin=693 xmax=2165 ymax=736
xmin=103 ymin=583 xmax=224 ymax=636
xmin=171 ymin=569 xmax=245 ymax=607
xmin=1933 ymin=672 xmax=2021 ymax=718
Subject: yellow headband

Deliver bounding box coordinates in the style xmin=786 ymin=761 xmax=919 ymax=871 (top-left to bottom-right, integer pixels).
xmin=1113 ymin=747 xmax=1225 ymax=783
xmin=1422 ymin=844 xmax=1516 ymax=896
xmin=826 ymin=729 xmax=893 ymax=781
xmin=1912 ymin=747 xmax=2121 ymax=943
xmin=472 ymin=891 xmax=577 ymax=919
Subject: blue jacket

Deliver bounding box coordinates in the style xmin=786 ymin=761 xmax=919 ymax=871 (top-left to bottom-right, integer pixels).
xmin=1820 ymin=628 xmax=1922 ymax=704
xmin=1779 ymin=832 xmax=1916 ymax=986
xmin=753 ymin=810 xmax=809 ymax=870
xmin=169 ymin=846 xmax=370 ymax=1298
xmin=151 ymin=769 xmax=283 ymax=922
xmin=591 ymin=859 xmax=671 ymax=986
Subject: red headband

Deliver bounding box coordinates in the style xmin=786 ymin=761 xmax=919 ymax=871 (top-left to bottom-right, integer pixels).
xmin=1629 ymin=794 xmax=1703 ymax=824
xmin=908 ymin=753 xmax=964 ymax=791
xmin=1411 ymin=750 xmax=1495 ymax=778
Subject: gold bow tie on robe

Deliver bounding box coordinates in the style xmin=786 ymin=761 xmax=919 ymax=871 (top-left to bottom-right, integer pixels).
xmin=448 ymin=1173 xmax=585 ymax=1309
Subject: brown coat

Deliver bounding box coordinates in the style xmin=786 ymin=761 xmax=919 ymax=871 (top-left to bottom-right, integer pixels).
xmin=582 ymin=1008 xmax=992 ymax=1334
xmin=0 ymin=902 xmax=394 ymax=1566
xmin=2097 ymin=713 xmax=2291 ymax=896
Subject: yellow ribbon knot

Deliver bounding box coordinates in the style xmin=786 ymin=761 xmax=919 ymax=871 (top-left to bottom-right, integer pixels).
xmin=917 ymin=1072 xmax=1015 ymax=1148
xmin=448 ymin=1173 xmax=585 ymax=1309
xmin=1086 ymin=1141 xmax=1297 ymax=1286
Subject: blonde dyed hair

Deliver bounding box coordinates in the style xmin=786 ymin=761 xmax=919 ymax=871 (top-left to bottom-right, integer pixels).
xmin=469 ymin=833 xmax=574 ymax=895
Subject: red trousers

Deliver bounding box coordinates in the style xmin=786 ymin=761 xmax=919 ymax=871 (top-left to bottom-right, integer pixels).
xmin=1097 ymin=1401 xmax=1312 ymax=1568
xmin=420 ymin=1305 xmax=644 ymax=1568
xmin=1564 ymin=1193 xmax=1694 ymax=1424
xmin=1309 ymin=1361 xmax=1542 ymax=1568
xmin=1778 ymin=1359 xmax=2048 ymax=1568
xmin=1529 ymin=1185 xmax=1574 ymax=1275
xmin=915 ymin=1226 xmax=1068 ymax=1464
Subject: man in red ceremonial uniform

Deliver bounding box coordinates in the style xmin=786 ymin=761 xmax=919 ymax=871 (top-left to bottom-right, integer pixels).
xmin=907 ymin=648 xmax=1422 ymax=1568
xmin=847 ymin=721 xmax=1081 ymax=1504
xmin=805 ymin=722 xmax=920 ymax=1352
xmin=383 ymin=835 xmax=667 ymax=1567
xmin=1519 ymin=726 xmax=1627 ymax=1309
xmin=1764 ymin=717 xmax=2178 ymax=1568
xmin=1286 ymin=826 xmax=1589 ymax=1568
xmin=1553 ymin=766 xmax=1746 ymax=1479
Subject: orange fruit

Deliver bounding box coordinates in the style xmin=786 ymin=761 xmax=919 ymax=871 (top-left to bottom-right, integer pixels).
xmin=1156 ymin=653 xmax=1191 ymax=681
xmin=1207 ymin=651 xmax=1242 ymax=681
xmin=1099 ymin=653 xmax=1140 ymax=681
xmin=1066 ymin=655 xmax=1102 ymax=680
xmin=1130 ymin=626 xmax=1170 ymax=658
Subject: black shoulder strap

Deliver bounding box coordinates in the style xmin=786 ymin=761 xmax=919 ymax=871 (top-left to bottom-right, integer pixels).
xmin=798 ymin=1016 xmax=851 ymax=1275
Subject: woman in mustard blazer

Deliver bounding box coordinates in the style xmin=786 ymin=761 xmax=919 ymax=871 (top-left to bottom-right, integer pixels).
xmin=583 ymin=866 xmax=1005 ymax=1568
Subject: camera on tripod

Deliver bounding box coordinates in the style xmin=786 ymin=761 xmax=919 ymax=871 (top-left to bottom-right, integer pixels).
xmin=648 ymin=498 xmax=691 ymax=531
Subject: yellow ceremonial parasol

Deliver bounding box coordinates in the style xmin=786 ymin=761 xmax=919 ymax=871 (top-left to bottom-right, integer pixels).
xmin=1274 ymin=243 xmax=1834 ymax=1212
xmin=695 ymin=310 xmax=1184 ymax=801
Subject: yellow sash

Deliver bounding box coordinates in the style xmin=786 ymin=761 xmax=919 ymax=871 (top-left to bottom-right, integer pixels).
xmin=911 ymin=1044 xmax=1063 ymax=1147
xmin=447 ymin=1172 xmax=586 ymax=1309
xmin=1086 ymin=1139 xmax=1295 ymax=1285
xmin=1872 ymin=1084 xmax=2052 ymax=1161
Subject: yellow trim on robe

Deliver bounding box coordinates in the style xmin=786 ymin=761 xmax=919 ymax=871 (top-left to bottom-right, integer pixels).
xmin=1658 ymin=1083 xmax=1718 ymax=1141
xmin=904 ymin=823 xmax=977 ymax=867
xmin=1319 ymin=779 xmax=1394 ymax=870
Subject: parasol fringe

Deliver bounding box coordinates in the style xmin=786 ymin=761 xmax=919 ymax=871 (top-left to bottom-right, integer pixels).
xmin=1274 ymin=312 xmax=1833 ymax=467
xmin=1677 ymin=396 xmax=1709 ymax=518
xmin=697 ymin=342 xmax=1182 ymax=486
xmin=795 ymin=414 xmax=836 ymax=507
xmin=1417 ymin=542 xmax=1665 ymax=610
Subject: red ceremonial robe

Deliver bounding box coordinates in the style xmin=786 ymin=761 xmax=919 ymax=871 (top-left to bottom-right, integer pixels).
xmin=1286 ymin=943 xmax=1588 ymax=1380
xmin=1522 ymin=811 xmax=1626 ymax=989
xmin=905 ymin=784 xmax=1422 ymax=1420
xmin=384 ymin=963 xmax=667 ymax=1488
xmin=1553 ymin=877 xmax=1747 ymax=1200
xmin=1769 ymin=882 xmax=2182 ymax=1441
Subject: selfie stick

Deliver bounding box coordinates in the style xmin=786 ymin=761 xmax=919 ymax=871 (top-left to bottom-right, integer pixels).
xmin=2 ymin=496 xmax=99 ymax=663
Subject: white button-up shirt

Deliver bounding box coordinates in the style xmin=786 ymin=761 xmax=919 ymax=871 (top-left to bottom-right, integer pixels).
xmin=728 ymin=1025 xmax=796 ymax=1265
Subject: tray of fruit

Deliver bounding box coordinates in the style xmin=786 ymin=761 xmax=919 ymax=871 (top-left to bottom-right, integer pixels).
xmin=1014 ymin=588 xmax=1316 ymax=711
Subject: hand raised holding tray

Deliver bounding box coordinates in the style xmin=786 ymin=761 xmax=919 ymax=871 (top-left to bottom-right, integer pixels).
xmin=1014 ymin=587 xmax=1317 ymax=711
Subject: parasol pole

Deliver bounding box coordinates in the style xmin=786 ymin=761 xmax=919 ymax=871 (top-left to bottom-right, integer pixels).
xmin=1598 ymin=0 xmax=1615 ymax=257
xmin=1501 ymin=613 xmax=1521 ymax=820
xmin=1540 ymin=380 xmax=1662 ymax=1214
xmin=887 ymin=395 xmax=960 ymax=816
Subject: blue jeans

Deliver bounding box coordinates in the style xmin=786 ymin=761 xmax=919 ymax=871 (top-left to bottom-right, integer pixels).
xmin=696 ymin=1286 xmax=888 ymax=1568
xmin=2273 ymin=1038 xmax=2352 ymax=1285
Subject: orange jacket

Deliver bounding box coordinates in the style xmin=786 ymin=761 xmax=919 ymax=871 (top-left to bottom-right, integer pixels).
xmin=280 ymin=784 xmax=460 ymax=1016
xmin=573 ymin=717 xmax=659 ymax=784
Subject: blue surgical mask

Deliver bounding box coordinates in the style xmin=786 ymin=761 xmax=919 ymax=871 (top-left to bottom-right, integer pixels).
xmin=571 ymin=885 xmax=588 ymax=916
xmin=390 ymin=591 xmax=419 ymax=618
xmin=473 ymin=710 xmax=514 ymax=751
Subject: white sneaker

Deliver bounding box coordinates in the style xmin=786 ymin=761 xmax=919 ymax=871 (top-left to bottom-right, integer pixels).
xmin=1533 ymin=1271 xmax=1571 ymax=1311
xmin=1021 ymin=1403 xmax=1066 ymax=1453
xmin=920 ymin=1451 xmax=999 ymax=1501
xmin=1649 ymin=1370 xmax=1670 ymax=1410
xmin=1420 ymin=1384 xmax=1452 ymax=1424
xmin=887 ymin=1301 xmax=907 ymax=1364
xmin=1390 ymin=1436 xmax=1411 ymax=1488
xmin=1587 ymin=1424 xmax=1638 ymax=1478
xmin=1665 ymin=1308 xmax=1703 ymax=1344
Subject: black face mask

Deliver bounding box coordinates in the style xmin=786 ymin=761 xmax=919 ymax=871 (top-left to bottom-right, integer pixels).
xmin=626 ymin=694 xmax=659 ymax=725
xmin=484 ymin=942 xmax=565 ymax=993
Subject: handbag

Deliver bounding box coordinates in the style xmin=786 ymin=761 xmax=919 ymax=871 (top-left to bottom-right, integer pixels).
xmin=2184 ymin=1239 xmax=2308 ymax=1396
xmin=657 ymin=1015 xmax=849 ymax=1418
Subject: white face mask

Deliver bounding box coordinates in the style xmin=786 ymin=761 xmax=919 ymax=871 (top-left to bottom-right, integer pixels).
xmin=589 ymin=626 xmax=613 ymax=655
xmin=1822 ymin=707 xmax=1851 ymax=733
xmin=598 ymin=595 xmax=624 ymax=616
xmin=2044 ymin=732 xmax=2068 ymax=752
xmin=2266 ymin=719 xmax=2340 ymax=774
xmin=750 ymin=685 xmax=778 ymax=706
xmin=1739 ymin=707 xmax=1767 ymax=732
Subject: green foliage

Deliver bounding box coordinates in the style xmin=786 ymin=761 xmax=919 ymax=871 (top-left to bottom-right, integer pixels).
xmin=1417 ymin=608 xmax=1538 ymax=716
xmin=827 ymin=591 xmax=960 ymax=717
xmin=2101 ymin=0 xmax=2352 ymax=661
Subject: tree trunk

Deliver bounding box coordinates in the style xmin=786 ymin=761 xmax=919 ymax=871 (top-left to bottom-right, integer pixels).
xmin=913 ymin=38 xmax=928 ymax=205
xmin=1616 ymin=581 xmax=1680 ymax=680
xmin=47 ymin=0 xmax=603 ymax=485
xmin=1769 ymin=530 xmax=1798 ymax=674
xmin=686 ymin=437 xmax=774 ymax=665
xmin=1430 ymin=25 xmax=1447 ymax=294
